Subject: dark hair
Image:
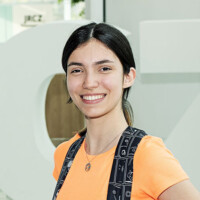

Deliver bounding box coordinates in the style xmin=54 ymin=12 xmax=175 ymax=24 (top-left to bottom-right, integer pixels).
xmin=62 ymin=22 xmax=135 ymax=127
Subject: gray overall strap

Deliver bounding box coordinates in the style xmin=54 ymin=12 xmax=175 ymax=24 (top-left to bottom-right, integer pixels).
xmin=52 ymin=126 xmax=147 ymax=200
xmin=107 ymin=126 xmax=147 ymax=200
xmin=52 ymin=135 xmax=85 ymax=200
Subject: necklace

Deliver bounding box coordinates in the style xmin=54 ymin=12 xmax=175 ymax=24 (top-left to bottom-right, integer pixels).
xmin=84 ymin=132 xmax=122 ymax=172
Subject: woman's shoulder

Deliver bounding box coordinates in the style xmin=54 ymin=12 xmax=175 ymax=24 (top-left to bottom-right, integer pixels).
xmin=138 ymin=135 xmax=166 ymax=151
xmin=135 ymin=134 xmax=173 ymax=164
xmin=133 ymin=134 xmax=189 ymax=199
xmin=54 ymin=133 xmax=81 ymax=158
xmin=129 ymin=126 xmax=166 ymax=156
xmin=53 ymin=133 xmax=81 ymax=180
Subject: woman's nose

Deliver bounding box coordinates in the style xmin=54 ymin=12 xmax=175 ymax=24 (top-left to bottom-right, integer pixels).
xmin=82 ymin=72 xmax=99 ymax=89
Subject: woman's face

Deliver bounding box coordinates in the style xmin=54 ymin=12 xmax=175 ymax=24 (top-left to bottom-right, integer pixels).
xmin=66 ymin=39 xmax=131 ymax=119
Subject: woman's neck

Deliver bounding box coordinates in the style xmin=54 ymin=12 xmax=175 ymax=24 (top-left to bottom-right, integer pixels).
xmin=84 ymin=109 xmax=128 ymax=155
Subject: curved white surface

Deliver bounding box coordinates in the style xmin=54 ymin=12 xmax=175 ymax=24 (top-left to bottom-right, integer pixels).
xmin=0 ymin=20 xmax=92 ymax=200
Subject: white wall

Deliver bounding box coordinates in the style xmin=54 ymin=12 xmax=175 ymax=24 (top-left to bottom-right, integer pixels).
xmin=140 ymin=20 xmax=200 ymax=73
xmin=165 ymin=93 xmax=200 ymax=189
xmin=106 ymin=0 xmax=200 ymax=139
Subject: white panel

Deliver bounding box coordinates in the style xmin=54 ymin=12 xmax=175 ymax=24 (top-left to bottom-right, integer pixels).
xmin=140 ymin=20 xmax=200 ymax=73
xmin=165 ymin=94 xmax=200 ymax=190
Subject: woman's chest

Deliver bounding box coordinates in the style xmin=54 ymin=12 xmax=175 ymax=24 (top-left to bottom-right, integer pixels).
xmin=56 ymin=146 xmax=115 ymax=200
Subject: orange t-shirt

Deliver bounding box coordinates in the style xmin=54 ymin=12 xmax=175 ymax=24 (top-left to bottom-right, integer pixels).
xmin=53 ymin=134 xmax=188 ymax=200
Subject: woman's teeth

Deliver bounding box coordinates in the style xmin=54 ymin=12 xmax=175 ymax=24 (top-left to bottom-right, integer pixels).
xmin=82 ymin=95 xmax=105 ymax=100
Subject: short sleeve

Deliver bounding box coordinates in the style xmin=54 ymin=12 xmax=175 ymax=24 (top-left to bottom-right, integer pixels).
xmin=133 ymin=135 xmax=189 ymax=199
xmin=52 ymin=134 xmax=80 ymax=181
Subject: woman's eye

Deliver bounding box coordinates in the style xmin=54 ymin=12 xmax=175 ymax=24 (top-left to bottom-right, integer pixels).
xmin=100 ymin=67 xmax=111 ymax=72
xmin=71 ymin=69 xmax=82 ymax=73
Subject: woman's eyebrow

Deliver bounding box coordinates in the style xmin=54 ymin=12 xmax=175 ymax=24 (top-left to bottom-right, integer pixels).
xmin=67 ymin=62 xmax=83 ymax=67
xmin=94 ymin=59 xmax=114 ymax=65
xmin=67 ymin=59 xmax=114 ymax=67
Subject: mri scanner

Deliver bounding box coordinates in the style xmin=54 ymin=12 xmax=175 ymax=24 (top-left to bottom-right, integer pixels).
xmin=0 ymin=19 xmax=199 ymax=199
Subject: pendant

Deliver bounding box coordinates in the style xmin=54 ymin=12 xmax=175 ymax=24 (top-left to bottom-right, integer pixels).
xmin=85 ymin=163 xmax=91 ymax=172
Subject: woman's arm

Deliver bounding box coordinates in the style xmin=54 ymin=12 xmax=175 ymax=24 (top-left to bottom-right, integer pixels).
xmin=158 ymin=180 xmax=200 ymax=200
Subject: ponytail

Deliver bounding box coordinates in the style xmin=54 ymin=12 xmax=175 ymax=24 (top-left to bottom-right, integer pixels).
xmin=122 ymin=99 xmax=134 ymax=126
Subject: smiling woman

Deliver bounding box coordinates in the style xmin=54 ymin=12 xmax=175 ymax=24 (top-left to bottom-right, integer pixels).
xmin=66 ymin=38 xmax=133 ymax=120
xmin=52 ymin=23 xmax=200 ymax=200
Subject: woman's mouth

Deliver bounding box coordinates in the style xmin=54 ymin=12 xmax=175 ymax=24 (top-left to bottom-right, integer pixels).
xmin=80 ymin=94 xmax=106 ymax=104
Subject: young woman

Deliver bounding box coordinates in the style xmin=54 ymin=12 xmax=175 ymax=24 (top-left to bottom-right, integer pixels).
xmin=52 ymin=23 xmax=200 ymax=200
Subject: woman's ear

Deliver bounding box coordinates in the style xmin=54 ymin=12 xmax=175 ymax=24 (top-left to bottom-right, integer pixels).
xmin=123 ymin=67 xmax=136 ymax=88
